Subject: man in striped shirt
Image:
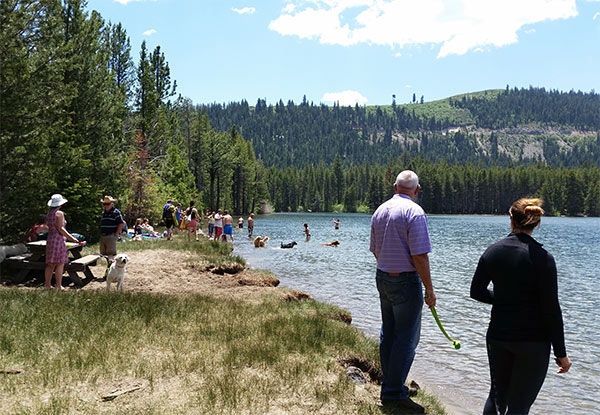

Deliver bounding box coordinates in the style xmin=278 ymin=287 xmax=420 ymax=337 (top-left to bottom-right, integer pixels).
xmin=370 ymin=170 xmax=437 ymax=413
xmin=100 ymin=196 xmax=124 ymax=260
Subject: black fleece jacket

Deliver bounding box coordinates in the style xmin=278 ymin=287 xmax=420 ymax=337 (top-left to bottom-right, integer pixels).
xmin=470 ymin=233 xmax=567 ymax=358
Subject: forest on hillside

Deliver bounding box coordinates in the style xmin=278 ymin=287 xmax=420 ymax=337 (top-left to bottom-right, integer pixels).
xmin=1 ymin=1 xmax=599 ymax=244
xmin=202 ymin=88 xmax=600 ymax=169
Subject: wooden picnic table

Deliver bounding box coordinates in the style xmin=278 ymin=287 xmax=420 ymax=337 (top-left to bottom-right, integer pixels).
xmin=4 ymin=241 xmax=102 ymax=287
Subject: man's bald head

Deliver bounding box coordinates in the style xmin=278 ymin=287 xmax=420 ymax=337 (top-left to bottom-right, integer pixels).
xmin=395 ymin=170 xmax=419 ymax=191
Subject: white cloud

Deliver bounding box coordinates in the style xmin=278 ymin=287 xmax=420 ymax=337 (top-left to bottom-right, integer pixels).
xmin=269 ymin=0 xmax=578 ymax=58
xmin=524 ymin=28 xmax=536 ymax=34
xmin=143 ymin=29 xmax=157 ymax=36
xmin=322 ymin=90 xmax=368 ymax=106
xmin=232 ymin=7 xmax=256 ymax=15
xmin=594 ymin=12 xmax=600 ymax=20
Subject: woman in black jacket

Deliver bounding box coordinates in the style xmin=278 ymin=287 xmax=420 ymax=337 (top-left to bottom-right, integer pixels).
xmin=470 ymin=198 xmax=572 ymax=415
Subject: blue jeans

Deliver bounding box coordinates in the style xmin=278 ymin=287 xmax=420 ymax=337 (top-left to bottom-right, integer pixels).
xmin=376 ymin=270 xmax=423 ymax=401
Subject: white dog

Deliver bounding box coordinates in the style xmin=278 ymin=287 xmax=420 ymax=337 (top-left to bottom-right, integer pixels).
xmin=106 ymin=254 xmax=129 ymax=291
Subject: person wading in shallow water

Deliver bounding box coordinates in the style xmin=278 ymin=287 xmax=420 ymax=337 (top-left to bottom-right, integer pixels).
xmin=370 ymin=170 xmax=436 ymax=414
xmin=247 ymin=213 xmax=255 ymax=237
xmin=470 ymin=198 xmax=572 ymax=415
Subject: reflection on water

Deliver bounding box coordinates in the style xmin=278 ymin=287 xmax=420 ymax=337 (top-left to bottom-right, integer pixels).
xmin=232 ymin=213 xmax=600 ymax=415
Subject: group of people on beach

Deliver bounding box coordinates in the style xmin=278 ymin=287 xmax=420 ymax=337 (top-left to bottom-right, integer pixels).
xmin=370 ymin=170 xmax=571 ymax=415
xmin=161 ymin=199 xmax=202 ymax=242
xmin=159 ymin=199 xmax=256 ymax=244
xmin=33 ymin=169 xmax=572 ymax=414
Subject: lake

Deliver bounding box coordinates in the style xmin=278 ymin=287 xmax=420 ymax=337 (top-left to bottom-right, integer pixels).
xmin=230 ymin=212 xmax=599 ymax=415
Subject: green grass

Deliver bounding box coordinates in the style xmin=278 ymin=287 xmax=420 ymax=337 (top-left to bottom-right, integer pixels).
xmin=366 ymin=88 xmax=504 ymax=126
xmin=0 ymin=288 xmax=447 ymax=414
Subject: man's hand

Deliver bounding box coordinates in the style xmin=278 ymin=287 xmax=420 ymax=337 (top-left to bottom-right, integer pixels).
xmin=424 ymin=289 xmax=436 ymax=308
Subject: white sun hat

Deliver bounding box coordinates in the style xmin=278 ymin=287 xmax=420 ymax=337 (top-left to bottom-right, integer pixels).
xmin=47 ymin=194 xmax=68 ymax=207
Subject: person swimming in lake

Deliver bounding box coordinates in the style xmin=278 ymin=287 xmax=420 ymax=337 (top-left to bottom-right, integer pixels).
xmin=333 ymin=218 xmax=340 ymax=230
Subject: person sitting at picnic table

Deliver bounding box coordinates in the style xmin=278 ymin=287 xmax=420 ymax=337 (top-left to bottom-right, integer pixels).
xmin=22 ymin=214 xmax=49 ymax=243
xmin=45 ymin=194 xmax=80 ymax=290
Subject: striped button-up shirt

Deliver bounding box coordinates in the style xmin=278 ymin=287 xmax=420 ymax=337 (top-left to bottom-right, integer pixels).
xmin=370 ymin=194 xmax=432 ymax=273
xmin=100 ymin=207 xmax=124 ymax=235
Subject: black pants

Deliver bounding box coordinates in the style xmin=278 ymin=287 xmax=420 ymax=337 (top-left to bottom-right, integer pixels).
xmin=484 ymin=339 xmax=550 ymax=415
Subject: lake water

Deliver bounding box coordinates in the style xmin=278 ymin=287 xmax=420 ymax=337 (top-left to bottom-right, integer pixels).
xmin=231 ymin=213 xmax=599 ymax=415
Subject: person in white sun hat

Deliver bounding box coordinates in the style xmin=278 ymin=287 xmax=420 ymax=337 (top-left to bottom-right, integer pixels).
xmin=45 ymin=194 xmax=80 ymax=290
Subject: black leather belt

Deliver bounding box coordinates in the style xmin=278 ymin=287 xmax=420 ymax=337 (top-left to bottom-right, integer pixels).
xmin=377 ymin=269 xmax=416 ymax=277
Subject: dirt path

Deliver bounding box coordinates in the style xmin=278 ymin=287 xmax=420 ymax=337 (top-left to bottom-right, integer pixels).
xmin=83 ymin=249 xmax=311 ymax=302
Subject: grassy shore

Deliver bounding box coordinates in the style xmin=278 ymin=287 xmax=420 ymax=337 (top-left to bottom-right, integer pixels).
xmin=0 ymin=236 xmax=446 ymax=414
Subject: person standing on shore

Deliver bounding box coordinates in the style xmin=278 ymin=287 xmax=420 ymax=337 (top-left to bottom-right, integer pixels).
xmin=370 ymin=170 xmax=436 ymax=414
xmin=207 ymin=212 xmax=215 ymax=239
xmin=174 ymin=203 xmax=183 ymax=234
xmin=213 ymin=209 xmax=223 ymax=241
xmin=184 ymin=201 xmax=199 ymax=242
xmin=470 ymin=198 xmax=571 ymax=415
xmin=162 ymin=199 xmax=174 ymax=240
xmin=100 ymin=196 xmax=124 ymax=261
xmin=45 ymin=194 xmax=80 ymax=290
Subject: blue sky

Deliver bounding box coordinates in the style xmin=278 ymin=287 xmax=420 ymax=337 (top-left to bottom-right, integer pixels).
xmin=87 ymin=0 xmax=600 ymax=106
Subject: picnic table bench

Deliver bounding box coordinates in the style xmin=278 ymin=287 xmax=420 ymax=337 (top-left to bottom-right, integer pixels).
xmin=3 ymin=241 xmax=103 ymax=287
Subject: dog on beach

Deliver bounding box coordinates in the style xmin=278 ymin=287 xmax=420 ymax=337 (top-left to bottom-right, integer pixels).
xmin=106 ymin=253 xmax=129 ymax=291
xmin=321 ymin=240 xmax=340 ymax=247
xmin=280 ymin=241 xmax=297 ymax=249
xmin=254 ymin=236 xmax=269 ymax=248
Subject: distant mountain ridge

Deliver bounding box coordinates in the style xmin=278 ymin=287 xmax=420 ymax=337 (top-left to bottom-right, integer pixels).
xmin=201 ymin=87 xmax=600 ymax=168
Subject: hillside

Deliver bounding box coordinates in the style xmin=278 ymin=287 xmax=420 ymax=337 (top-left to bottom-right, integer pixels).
xmin=369 ymin=89 xmax=504 ymax=126
xmin=202 ymin=87 xmax=600 ymax=168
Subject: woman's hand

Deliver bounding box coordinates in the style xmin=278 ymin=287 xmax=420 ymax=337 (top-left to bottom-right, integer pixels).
xmin=555 ymin=356 xmax=572 ymax=374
